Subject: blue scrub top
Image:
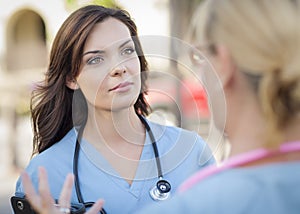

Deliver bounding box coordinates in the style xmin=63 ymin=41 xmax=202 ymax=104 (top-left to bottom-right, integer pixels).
xmin=137 ymin=161 xmax=300 ymax=214
xmin=15 ymin=118 xmax=215 ymax=213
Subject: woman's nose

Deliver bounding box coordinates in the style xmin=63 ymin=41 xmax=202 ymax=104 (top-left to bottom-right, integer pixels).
xmin=110 ymin=65 xmax=126 ymax=76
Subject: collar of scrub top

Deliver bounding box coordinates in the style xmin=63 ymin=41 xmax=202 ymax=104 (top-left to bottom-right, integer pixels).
xmin=73 ymin=114 xmax=172 ymax=214
xmin=179 ymin=140 xmax=300 ymax=193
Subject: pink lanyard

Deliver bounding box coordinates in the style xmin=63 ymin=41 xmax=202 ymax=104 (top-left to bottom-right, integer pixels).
xmin=178 ymin=141 xmax=300 ymax=193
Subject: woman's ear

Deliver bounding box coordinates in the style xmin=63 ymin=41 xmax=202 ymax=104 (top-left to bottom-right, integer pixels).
xmin=66 ymin=76 xmax=79 ymax=90
xmin=214 ymin=45 xmax=237 ymax=88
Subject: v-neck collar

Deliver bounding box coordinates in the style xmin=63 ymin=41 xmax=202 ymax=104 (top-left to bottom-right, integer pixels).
xmin=79 ymin=127 xmax=157 ymax=198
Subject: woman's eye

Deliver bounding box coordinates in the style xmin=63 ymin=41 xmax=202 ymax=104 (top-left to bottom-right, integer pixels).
xmin=87 ymin=56 xmax=104 ymax=65
xmin=190 ymin=49 xmax=205 ymax=65
xmin=122 ymin=47 xmax=135 ymax=55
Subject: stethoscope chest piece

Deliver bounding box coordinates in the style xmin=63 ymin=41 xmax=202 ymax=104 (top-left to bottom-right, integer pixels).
xmin=150 ymin=179 xmax=171 ymax=201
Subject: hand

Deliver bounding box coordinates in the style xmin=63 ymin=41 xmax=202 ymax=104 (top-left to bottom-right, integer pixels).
xmin=22 ymin=167 xmax=104 ymax=214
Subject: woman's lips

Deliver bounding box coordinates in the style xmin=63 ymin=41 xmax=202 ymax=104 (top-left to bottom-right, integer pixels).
xmin=109 ymin=81 xmax=133 ymax=92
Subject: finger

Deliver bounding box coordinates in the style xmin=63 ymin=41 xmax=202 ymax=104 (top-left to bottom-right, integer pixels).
xmin=85 ymin=199 xmax=105 ymax=214
xmin=21 ymin=171 xmax=41 ymax=210
xmin=58 ymin=173 xmax=74 ymax=208
xmin=38 ymin=167 xmax=55 ymax=209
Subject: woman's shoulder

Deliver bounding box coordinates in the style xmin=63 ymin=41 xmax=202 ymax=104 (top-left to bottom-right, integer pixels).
xmin=15 ymin=128 xmax=77 ymax=194
xmin=181 ymin=163 xmax=300 ymax=212
xmin=34 ymin=128 xmax=76 ymax=159
xmin=146 ymin=119 xmax=203 ymax=142
xmin=147 ymin=119 xmax=211 ymax=156
xmin=146 ymin=119 xmax=215 ymax=166
xmin=184 ymin=161 xmax=300 ymax=196
xmin=24 ymin=128 xmax=77 ymax=173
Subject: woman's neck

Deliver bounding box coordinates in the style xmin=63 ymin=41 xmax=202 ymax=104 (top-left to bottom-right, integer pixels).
xmin=227 ymin=111 xmax=300 ymax=158
xmin=83 ymin=107 xmax=145 ymax=147
xmin=226 ymin=93 xmax=267 ymax=157
xmin=82 ymin=107 xmax=147 ymax=184
xmin=283 ymin=117 xmax=300 ymax=143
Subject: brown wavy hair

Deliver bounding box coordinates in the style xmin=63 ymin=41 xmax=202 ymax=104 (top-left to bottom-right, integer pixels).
xmin=31 ymin=5 xmax=150 ymax=155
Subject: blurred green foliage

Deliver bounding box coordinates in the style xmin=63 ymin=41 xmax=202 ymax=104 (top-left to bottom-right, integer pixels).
xmin=65 ymin=0 xmax=121 ymax=11
xmin=91 ymin=0 xmax=119 ymax=8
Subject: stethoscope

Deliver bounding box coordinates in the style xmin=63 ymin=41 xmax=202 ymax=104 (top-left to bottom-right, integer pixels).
xmin=73 ymin=114 xmax=171 ymax=214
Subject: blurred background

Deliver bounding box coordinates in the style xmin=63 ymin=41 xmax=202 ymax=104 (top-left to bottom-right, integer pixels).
xmin=0 ymin=0 xmax=229 ymax=212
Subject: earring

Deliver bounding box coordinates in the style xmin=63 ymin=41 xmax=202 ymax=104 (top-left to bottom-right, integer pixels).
xmin=72 ymin=79 xmax=79 ymax=90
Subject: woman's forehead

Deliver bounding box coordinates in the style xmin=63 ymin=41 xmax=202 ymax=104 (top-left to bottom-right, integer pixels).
xmin=84 ymin=17 xmax=133 ymax=51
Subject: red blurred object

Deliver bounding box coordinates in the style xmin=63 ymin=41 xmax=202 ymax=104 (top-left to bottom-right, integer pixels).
xmin=146 ymin=74 xmax=209 ymax=126
xmin=180 ymin=79 xmax=209 ymax=118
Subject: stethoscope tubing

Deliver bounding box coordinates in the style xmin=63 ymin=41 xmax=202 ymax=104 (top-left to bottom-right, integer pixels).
xmin=72 ymin=114 xmax=171 ymax=213
xmin=137 ymin=115 xmax=163 ymax=178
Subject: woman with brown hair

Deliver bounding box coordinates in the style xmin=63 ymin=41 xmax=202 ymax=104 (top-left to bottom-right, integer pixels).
xmin=13 ymin=4 xmax=215 ymax=214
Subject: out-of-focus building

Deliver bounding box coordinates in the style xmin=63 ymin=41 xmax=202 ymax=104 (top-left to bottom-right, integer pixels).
xmin=0 ymin=0 xmax=71 ymax=82
xmin=0 ymin=1 xmax=69 ymax=212
xmin=0 ymin=0 xmax=71 ymax=173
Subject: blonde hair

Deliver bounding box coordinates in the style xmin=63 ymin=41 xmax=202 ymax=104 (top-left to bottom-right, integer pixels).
xmin=192 ymin=0 xmax=300 ymax=147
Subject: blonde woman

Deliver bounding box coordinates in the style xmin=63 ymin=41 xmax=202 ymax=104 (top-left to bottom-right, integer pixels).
xmin=138 ymin=0 xmax=300 ymax=213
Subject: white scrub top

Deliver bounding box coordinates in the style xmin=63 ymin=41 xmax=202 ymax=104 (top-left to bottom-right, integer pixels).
xmin=15 ymin=118 xmax=215 ymax=213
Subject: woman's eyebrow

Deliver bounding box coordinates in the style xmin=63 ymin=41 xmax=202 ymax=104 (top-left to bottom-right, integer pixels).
xmin=82 ymin=39 xmax=133 ymax=56
xmin=82 ymin=50 xmax=105 ymax=56
xmin=119 ymin=39 xmax=132 ymax=49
